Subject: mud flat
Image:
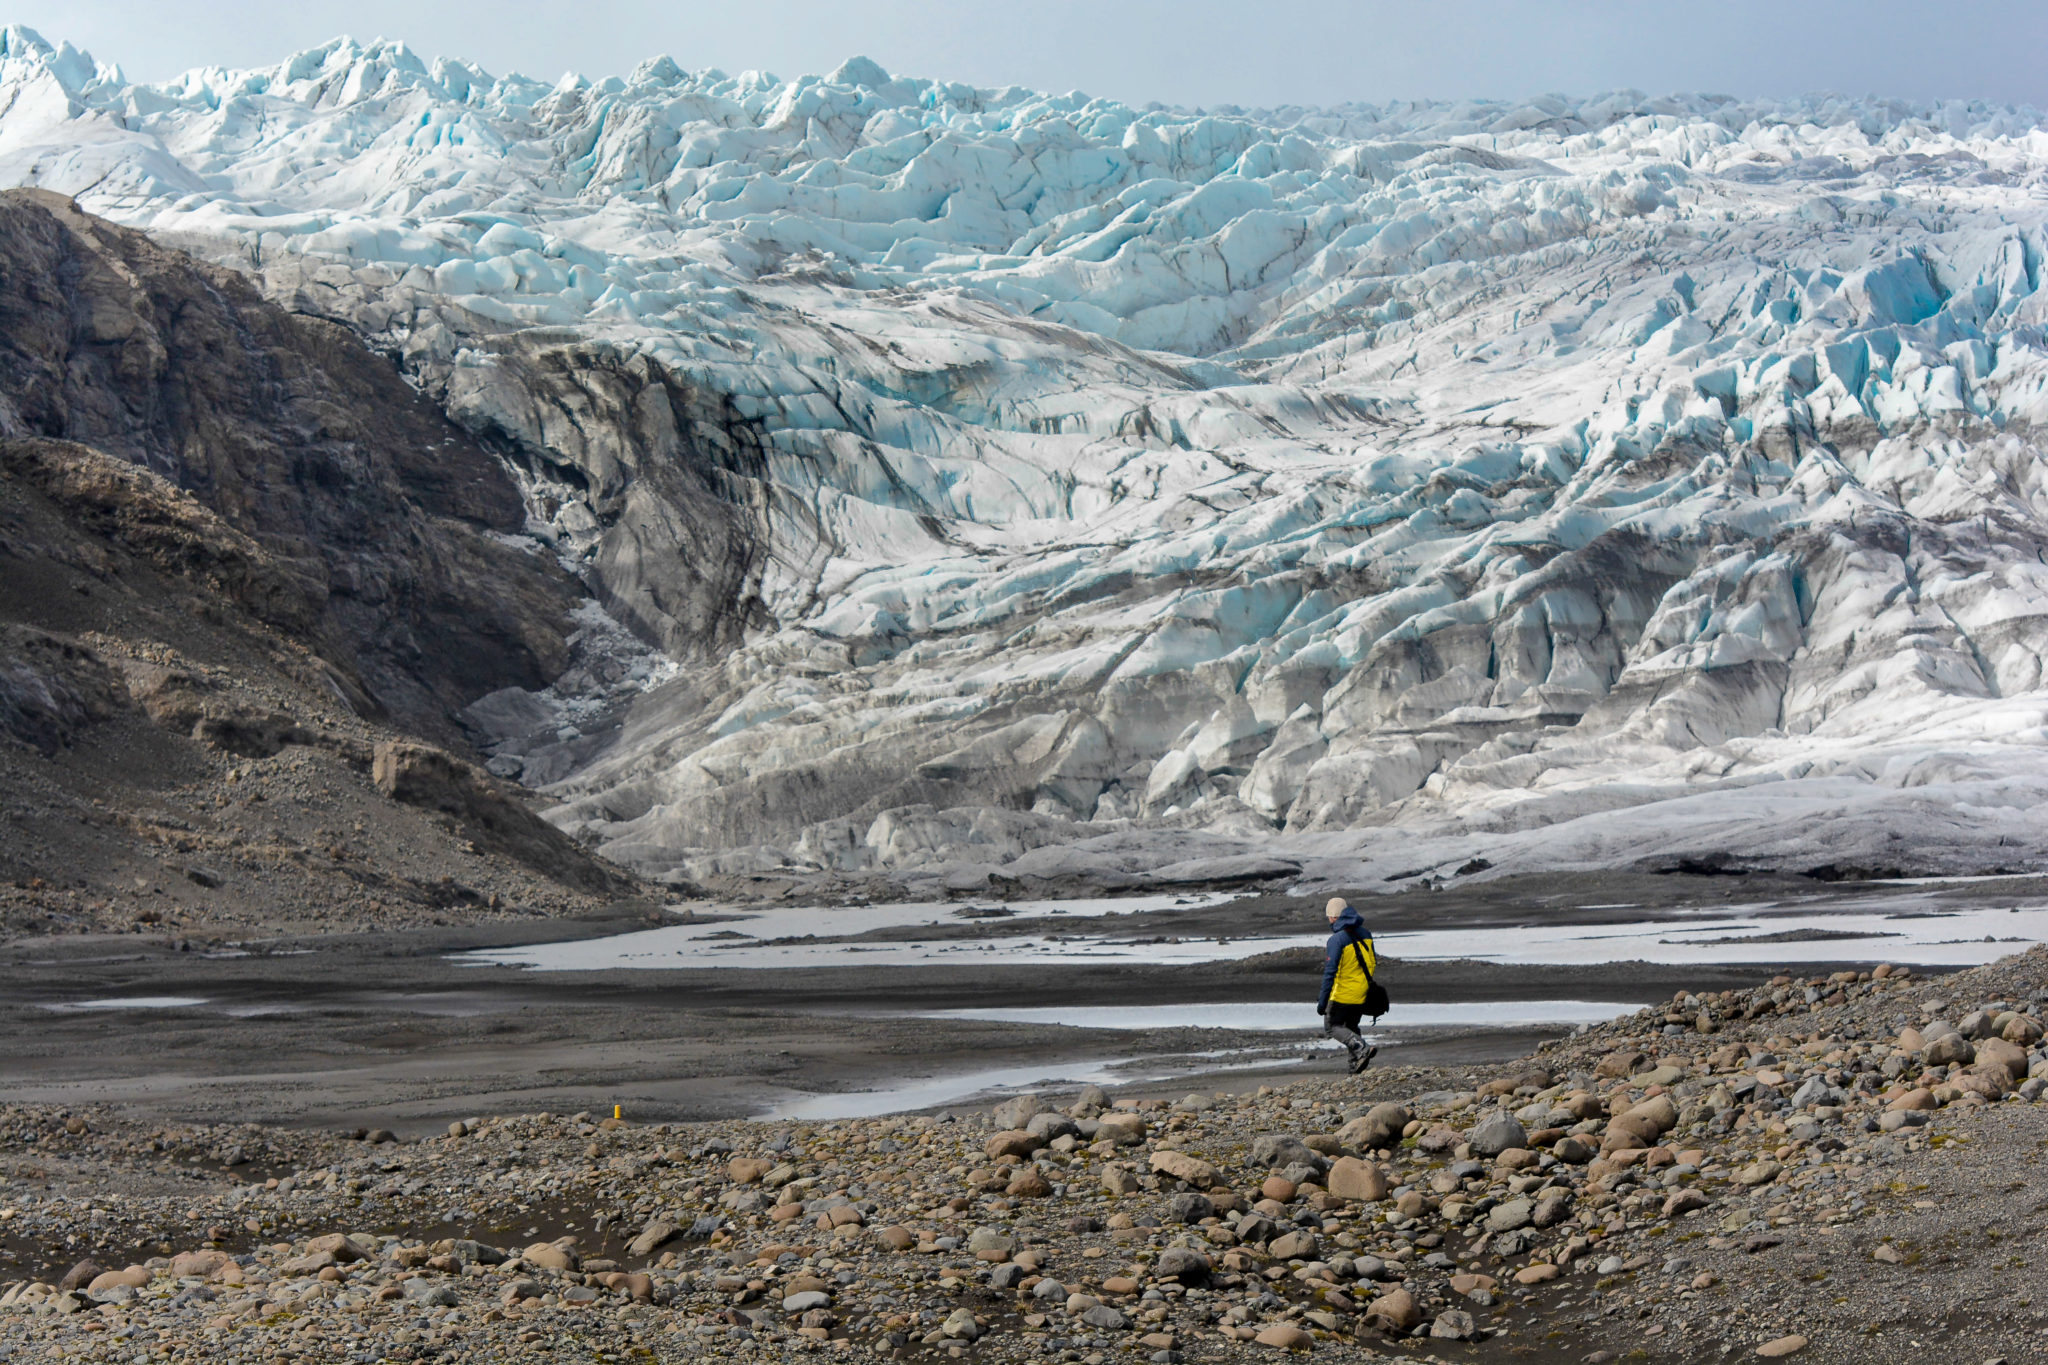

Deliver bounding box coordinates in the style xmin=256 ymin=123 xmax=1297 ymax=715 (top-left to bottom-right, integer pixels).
xmin=3 ymin=873 xmax=2042 ymax=1133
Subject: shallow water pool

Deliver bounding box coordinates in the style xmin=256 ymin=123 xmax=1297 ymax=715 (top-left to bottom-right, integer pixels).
xmin=920 ymin=999 xmax=1637 ymax=1031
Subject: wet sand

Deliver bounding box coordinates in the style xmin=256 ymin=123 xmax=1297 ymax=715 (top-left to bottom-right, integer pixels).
xmin=0 ymin=872 xmax=2011 ymax=1133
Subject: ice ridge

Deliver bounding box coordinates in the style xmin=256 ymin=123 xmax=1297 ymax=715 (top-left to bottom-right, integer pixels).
xmin=8 ymin=28 xmax=2048 ymax=888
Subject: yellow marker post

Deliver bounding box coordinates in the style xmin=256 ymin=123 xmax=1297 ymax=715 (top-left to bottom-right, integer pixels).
xmin=613 ymin=1104 xmax=622 ymax=1121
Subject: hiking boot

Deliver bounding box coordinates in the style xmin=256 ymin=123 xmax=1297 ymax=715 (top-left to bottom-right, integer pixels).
xmin=1349 ymin=1044 xmax=1379 ymax=1074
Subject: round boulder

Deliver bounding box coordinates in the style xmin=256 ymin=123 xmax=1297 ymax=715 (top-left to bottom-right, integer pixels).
xmin=1467 ymin=1111 xmax=1528 ymax=1157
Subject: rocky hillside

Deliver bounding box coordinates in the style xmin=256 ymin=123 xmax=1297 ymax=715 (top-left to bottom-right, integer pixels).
xmin=0 ymin=190 xmax=644 ymax=936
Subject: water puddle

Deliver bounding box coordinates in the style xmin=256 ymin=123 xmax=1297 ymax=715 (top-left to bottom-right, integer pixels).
xmin=37 ymin=996 xmax=209 ymax=1012
xmin=753 ymin=999 xmax=1643 ymax=1120
xmin=755 ymin=1048 xmax=1314 ymax=1122
xmin=452 ymin=890 xmax=2048 ymax=976
xmin=1380 ymin=903 xmax=2048 ymax=967
xmin=920 ymin=999 xmax=1639 ymax=1031
xmin=452 ymin=892 xmax=1248 ymax=971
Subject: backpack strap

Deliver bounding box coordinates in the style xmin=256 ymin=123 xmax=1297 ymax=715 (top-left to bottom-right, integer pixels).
xmin=1343 ymin=926 xmax=1374 ymax=986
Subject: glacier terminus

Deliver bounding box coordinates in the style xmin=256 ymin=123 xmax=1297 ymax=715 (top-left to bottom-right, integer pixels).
xmin=7 ymin=26 xmax=2048 ymax=894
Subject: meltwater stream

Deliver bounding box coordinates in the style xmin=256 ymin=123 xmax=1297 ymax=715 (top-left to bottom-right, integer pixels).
xmin=454 ymin=895 xmax=2048 ymax=972
xmin=757 ymin=1002 xmax=1641 ymax=1120
xmin=922 ymin=1001 xmax=1640 ymax=1031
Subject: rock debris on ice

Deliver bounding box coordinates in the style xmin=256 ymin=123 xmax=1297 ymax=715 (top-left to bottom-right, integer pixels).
xmin=9 ymin=25 xmax=2048 ymax=885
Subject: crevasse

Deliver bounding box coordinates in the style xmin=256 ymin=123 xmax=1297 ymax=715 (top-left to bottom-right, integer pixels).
xmin=7 ymin=25 xmax=2048 ymax=888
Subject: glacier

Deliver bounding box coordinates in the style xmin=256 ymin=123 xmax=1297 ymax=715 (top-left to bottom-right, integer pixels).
xmin=7 ymin=24 xmax=2048 ymax=891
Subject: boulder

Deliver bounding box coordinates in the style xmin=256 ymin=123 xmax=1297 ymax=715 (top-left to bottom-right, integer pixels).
xmin=1789 ymin=1076 xmax=1847 ymax=1109
xmin=55 ymin=1261 xmax=102 ymax=1294
xmin=500 ymin=1279 xmax=543 ymax=1305
xmin=304 ymin=1234 xmax=367 ymax=1263
xmin=1268 ymin=1230 xmax=1320 ymax=1260
xmin=1552 ymin=1136 xmax=1595 ymax=1164
xmin=401 ymin=1278 xmax=457 ymax=1307
xmin=985 ymin=1129 xmax=1044 ymax=1160
xmin=86 ymin=1266 xmax=150 ymax=1293
xmin=1975 ymin=1036 xmax=2028 ymax=1084
xmin=1414 ymin=1125 xmax=1462 ymax=1153
xmin=1620 ymin=1094 xmax=1677 ymax=1133
xmin=1250 ymin=1134 xmax=1322 ymax=1170
xmin=1324 ymin=1157 xmax=1389 ymax=1202
xmin=1338 ymin=1102 xmax=1411 ymax=1151
xmin=1005 ymin=1166 xmax=1051 ymax=1198
xmin=449 ymin=1240 xmax=507 ymax=1266
xmin=1429 ymin=1309 xmax=1478 ymax=1340
xmin=966 ymin=1228 xmax=1016 ymax=1258
xmin=1026 ymin=1111 xmax=1080 ymax=1142
xmin=168 ymin=1249 xmax=231 ymax=1279
xmin=1149 ymin=1149 xmax=1222 ymax=1189
xmin=627 ymin=1222 xmax=680 ymax=1258
xmin=993 ymin=1094 xmax=1045 ymax=1130
xmin=1364 ymin=1287 xmax=1421 ymax=1333
xmin=1532 ymin=1188 xmax=1575 ymax=1227
xmin=1484 ymin=1198 xmax=1532 ymax=1233
xmin=522 ymin=1242 xmax=578 ymax=1271
xmin=1253 ymin=1323 xmax=1314 ymax=1350
xmin=1923 ymin=1033 xmax=1975 ymax=1067
xmin=1095 ymin=1113 xmax=1146 ymax=1145
xmin=1467 ymin=1111 xmax=1528 ymax=1157
xmin=1958 ymin=1008 xmax=2000 ymax=1039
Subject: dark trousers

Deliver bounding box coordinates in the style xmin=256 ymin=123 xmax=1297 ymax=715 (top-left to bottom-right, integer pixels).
xmin=1325 ymin=1001 xmax=1367 ymax=1055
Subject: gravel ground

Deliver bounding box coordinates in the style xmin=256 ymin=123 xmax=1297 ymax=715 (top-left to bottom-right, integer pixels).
xmin=5 ymin=948 xmax=2047 ymax=1363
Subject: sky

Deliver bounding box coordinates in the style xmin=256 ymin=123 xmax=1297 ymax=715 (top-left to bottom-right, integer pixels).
xmin=14 ymin=0 xmax=2048 ymax=110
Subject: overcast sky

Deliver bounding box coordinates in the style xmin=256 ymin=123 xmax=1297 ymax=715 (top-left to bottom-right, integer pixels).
xmin=16 ymin=1 xmax=2047 ymax=110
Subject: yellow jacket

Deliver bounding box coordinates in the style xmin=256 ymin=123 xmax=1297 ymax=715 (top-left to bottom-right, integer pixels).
xmin=1321 ymin=910 xmax=1377 ymax=1006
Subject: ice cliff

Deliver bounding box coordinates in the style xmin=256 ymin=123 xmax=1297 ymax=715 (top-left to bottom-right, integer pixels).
xmin=8 ymin=24 xmax=2048 ymax=889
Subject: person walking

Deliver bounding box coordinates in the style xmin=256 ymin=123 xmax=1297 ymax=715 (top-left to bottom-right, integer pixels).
xmin=1316 ymin=896 xmax=1381 ymax=1073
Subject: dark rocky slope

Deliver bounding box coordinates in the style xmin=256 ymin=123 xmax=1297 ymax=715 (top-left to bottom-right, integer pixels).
xmin=0 ymin=188 xmax=578 ymax=745
xmin=0 ymin=192 xmax=647 ymax=935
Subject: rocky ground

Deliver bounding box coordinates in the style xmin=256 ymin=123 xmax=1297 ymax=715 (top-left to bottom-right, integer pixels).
xmin=5 ymin=948 xmax=2047 ymax=1363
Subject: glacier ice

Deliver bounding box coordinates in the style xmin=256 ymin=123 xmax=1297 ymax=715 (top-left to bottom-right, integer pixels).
xmin=9 ymin=24 xmax=2048 ymax=887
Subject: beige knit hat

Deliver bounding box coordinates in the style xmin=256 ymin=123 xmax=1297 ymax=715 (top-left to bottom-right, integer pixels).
xmin=1325 ymin=897 xmax=1349 ymax=918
